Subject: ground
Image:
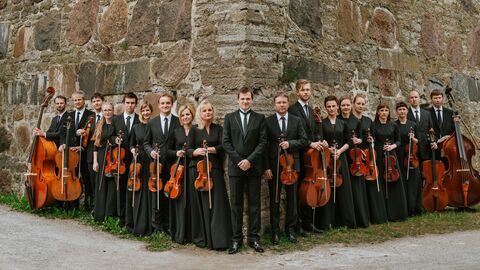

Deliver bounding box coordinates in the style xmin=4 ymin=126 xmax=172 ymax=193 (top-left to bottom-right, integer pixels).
xmin=1 ymin=205 xmax=480 ymax=269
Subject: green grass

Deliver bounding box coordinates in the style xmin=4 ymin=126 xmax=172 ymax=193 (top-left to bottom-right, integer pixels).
xmin=2 ymin=192 xmax=480 ymax=253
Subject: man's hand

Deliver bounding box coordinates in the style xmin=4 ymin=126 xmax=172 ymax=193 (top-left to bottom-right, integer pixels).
xmin=310 ymin=141 xmax=322 ymax=151
xmin=76 ymin=128 xmax=86 ymax=137
xmin=150 ymin=150 xmax=159 ymax=159
xmin=263 ymin=169 xmax=273 ymax=180
xmin=238 ymin=159 xmax=251 ymax=171
xmin=33 ymin=128 xmax=46 ymax=137
xmin=279 ymin=141 xmax=289 ymax=150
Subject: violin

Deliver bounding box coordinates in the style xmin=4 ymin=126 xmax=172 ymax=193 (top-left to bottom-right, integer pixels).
xmin=300 ymin=106 xmax=331 ymax=208
xmin=278 ymin=133 xmax=298 ymax=186
xmin=51 ymin=116 xmax=82 ymax=201
xmin=164 ymin=143 xmax=187 ymax=199
xmin=349 ymin=129 xmax=367 ymax=176
xmin=383 ymin=139 xmax=400 ymax=183
xmin=104 ymin=131 xmax=126 ymax=177
xmin=195 ymin=140 xmax=213 ymax=208
xmin=148 ymin=144 xmax=163 ymax=210
xmin=404 ymin=127 xmax=419 ymax=181
xmin=25 ymin=87 xmax=58 ymax=209
xmin=422 ymin=128 xmax=448 ymax=211
xmin=364 ymin=128 xmax=380 ymax=191
xmin=442 ymin=87 xmax=480 ymax=207
xmin=81 ymin=116 xmax=94 ymax=148
xmin=127 ymin=145 xmax=141 ymax=191
xmin=329 ymin=139 xmax=343 ymax=203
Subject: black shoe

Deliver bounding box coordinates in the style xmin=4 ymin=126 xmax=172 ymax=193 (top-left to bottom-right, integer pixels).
xmin=228 ymin=241 xmax=242 ymax=254
xmin=271 ymin=232 xmax=280 ymax=245
xmin=248 ymin=241 xmax=264 ymax=253
xmin=286 ymin=233 xmax=297 ymax=243
xmin=295 ymin=226 xmax=307 ymax=237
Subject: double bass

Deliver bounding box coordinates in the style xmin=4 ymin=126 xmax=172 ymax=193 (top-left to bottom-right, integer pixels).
xmin=442 ymin=87 xmax=480 ymax=207
xmin=51 ymin=116 xmax=82 ymax=201
xmin=422 ymin=128 xmax=448 ymax=211
xmin=24 ymin=87 xmax=57 ymax=209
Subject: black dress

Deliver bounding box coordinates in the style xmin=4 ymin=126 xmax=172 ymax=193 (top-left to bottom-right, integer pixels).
xmin=93 ymin=123 xmax=116 ymax=222
xmin=128 ymin=123 xmax=153 ymax=236
xmin=339 ymin=115 xmax=370 ymax=228
xmin=187 ymin=124 xmax=232 ymax=249
xmin=167 ymin=127 xmax=192 ymax=244
xmin=395 ymin=120 xmax=422 ymax=216
xmin=316 ymin=118 xmax=356 ymax=229
xmin=372 ymin=121 xmax=408 ymax=222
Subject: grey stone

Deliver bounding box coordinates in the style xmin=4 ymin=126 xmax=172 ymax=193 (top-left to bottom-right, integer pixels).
xmin=126 ymin=0 xmax=158 ymax=46
xmin=152 ymin=41 xmax=190 ymax=87
xmin=0 ymin=23 xmax=10 ymax=59
xmin=79 ymin=62 xmax=104 ymax=97
xmin=0 ymin=126 xmax=12 ymax=153
xmin=0 ymin=0 xmax=7 ymax=9
xmin=158 ymin=0 xmax=192 ymax=42
xmin=289 ymin=0 xmax=322 ymax=38
xmin=283 ymin=58 xmax=339 ymax=86
xmin=34 ymin=11 xmax=60 ymax=51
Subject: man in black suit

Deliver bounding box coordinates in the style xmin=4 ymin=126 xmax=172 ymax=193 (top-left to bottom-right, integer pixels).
xmin=429 ymin=89 xmax=455 ymax=167
xmin=288 ymin=79 xmax=322 ymax=234
xmin=407 ymin=90 xmax=434 ymax=163
xmin=144 ymin=92 xmax=180 ymax=234
xmin=112 ymin=92 xmax=140 ymax=227
xmin=34 ymin=95 xmax=68 ymax=147
xmin=263 ymin=92 xmax=308 ymax=244
xmin=223 ymin=87 xmax=267 ymax=254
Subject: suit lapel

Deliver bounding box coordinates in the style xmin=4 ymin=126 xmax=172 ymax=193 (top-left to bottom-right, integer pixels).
xmin=244 ymin=111 xmax=257 ymax=139
xmin=233 ymin=110 xmax=244 ymax=138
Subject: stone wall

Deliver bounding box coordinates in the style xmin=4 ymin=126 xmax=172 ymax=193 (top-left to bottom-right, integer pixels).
xmin=1 ymin=0 xmax=480 ymax=228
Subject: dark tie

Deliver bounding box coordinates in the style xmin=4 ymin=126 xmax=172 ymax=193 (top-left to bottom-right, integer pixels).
xmin=75 ymin=111 xmax=81 ymax=127
xmin=240 ymin=110 xmax=250 ymax=135
xmin=164 ymin=117 xmax=169 ymax=135
xmin=126 ymin=116 xmax=131 ymax=133
xmin=414 ymin=110 xmax=419 ymax=123
xmin=55 ymin=115 xmax=60 ymax=127
xmin=437 ymin=109 xmax=442 ymax=127
xmin=280 ymin=116 xmax=286 ymax=133
xmin=304 ymin=104 xmax=309 ymax=118
xmin=96 ymin=114 xmax=100 ymax=123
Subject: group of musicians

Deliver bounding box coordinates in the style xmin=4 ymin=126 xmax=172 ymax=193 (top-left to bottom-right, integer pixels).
xmin=32 ymin=79 xmax=458 ymax=254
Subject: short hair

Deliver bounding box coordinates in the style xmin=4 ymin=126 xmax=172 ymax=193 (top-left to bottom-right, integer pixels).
xmin=273 ymin=92 xmax=289 ymax=103
xmin=339 ymin=95 xmax=352 ymax=105
xmin=295 ymin=79 xmax=311 ymax=92
xmin=90 ymin=92 xmax=104 ymax=101
xmin=374 ymin=102 xmax=391 ymax=122
xmin=158 ymin=92 xmax=174 ymax=104
xmin=353 ymin=93 xmax=366 ymax=104
xmin=430 ymin=89 xmax=443 ymax=99
xmin=55 ymin=95 xmax=67 ymax=103
xmin=237 ymin=86 xmax=254 ymax=100
xmin=139 ymin=102 xmax=153 ymax=122
xmin=72 ymin=90 xmax=86 ymax=99
xmin=122 ymin=92 xmax=138 ymax=103
xmin=177 ymin=103 xmax=196 ymax=126
xmin=395 ymin=101 xmax=408 ymax=110
xmin=324 ymin=95 xmax=339 ymax=107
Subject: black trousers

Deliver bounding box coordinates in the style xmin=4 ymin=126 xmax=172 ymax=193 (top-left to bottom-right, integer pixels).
xmin=229 ymin=175 xmax=261 ymax=243
xmin=87 ymin=162 xmax=96 ymax=204
xmin=268 ymin=174 xmax=298 ymax=233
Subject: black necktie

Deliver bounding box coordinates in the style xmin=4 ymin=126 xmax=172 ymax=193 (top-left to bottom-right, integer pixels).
xmin=96 ymin=114 xmax=100 ymax=123
xmin=304 ymin=104 xmax=309 ymax=118
xmin=280 ymin=116 xmax=286 ymax=133
xmin=164 ymin=117 xmax=169 ymax=135
xmin=240 ymin=110 xmax=250 ymax=135
xmin=437 ymin=109 xmax=442 ymax=127
xmin=75 ymin=111 xmax=81 ymax=127
xmin=414 ymin=110 xmax=419 ymax=123
xmin=126 ymin=116 xmax=131 ymax=133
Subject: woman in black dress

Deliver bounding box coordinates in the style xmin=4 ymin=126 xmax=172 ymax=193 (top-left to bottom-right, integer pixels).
xmin=92 ymin=102 xmax=117 ymax=222
xmin=187 ymin=100 xmax=232 ymax=249
xmin=128 ymin=102 xmax=154 ymax=236
xmin=395 ymin=102 xmax=422 ymax=216
xmin=167 ymin=103 xmax=195 ymax=244
xmin=339 ymin=96 xmax=370 ymax=228
xmin=317 ymin=95 xmax=356 ymax=229
xmin=370 ymin=103 xmax=408 ymax=222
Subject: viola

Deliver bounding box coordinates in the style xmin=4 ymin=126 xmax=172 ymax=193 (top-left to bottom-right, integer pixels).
xmin=442 ymin=87 xmax=480 ymax=207
xmin=329 ymin=139 xmax=343 ymax=203
xmin=195 ymin=140 xmax=213 ymax=208
xmin=422 ymin=128 xmax=448 ymax=211
xmin=164 ymin=143 xmax=187 ymax=199
xmin=364 ymin=128 xmax=380 ymax=191
xmin=127 ymin=145 xmax=141 ymax=192
xmin=104 ymin=131 xmax=126 ymax=177
xmin=404 ymin=127 xmax=419 ymax=181
xmin=148 ymin=144 xmax=163 ymax=210
xmin=278 ymin=134 xmax=298 ymax=186
xmin=24 ymin=86 xmax=58 ymax=209
xmin=383 ymin=139 xmax=400 ymax=183
xmin=51 ymin=116 xmax=82 ymax=201
xmin=349 ymin=129 xmax=367 ymax=176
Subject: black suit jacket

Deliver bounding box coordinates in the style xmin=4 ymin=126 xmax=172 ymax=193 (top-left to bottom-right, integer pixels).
xmin=288 ymin=101 xmax=317 ymax=143
xmin=263 ymin=113 xmax=308 ymax=172
xmin=222 ymin=109 xmax=267 ymax=177
xmin=112 ymin=113 xmax=140 ymax=151
xmin=143 ymin=115 xmax=181 ymax=167
xmin=45 ymin=112 xmax=68 ymax=147
xmin=407 ymin=108 xmax=433 ymax=159
xmin=60 ymin=109 xmax=95 ymax=147
xmin=429 ymin=106 xmax=455 ymax=139
xmin=86 ymin=114 xmax=102 ymax=163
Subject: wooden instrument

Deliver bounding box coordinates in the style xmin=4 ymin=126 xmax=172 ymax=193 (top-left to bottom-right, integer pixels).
xmin=349 ymin=129 xmax=367 ymax=176
xmin=442 ymin=87 xmax=480 ymax=207
xmin=278 ymin=134 xmax=298 ymax=186
xmin=405 ymin=127 xmax=419 ymax=181
xmin=51 ymin=116 xmax=82 ymax=201
xmin=383 ymin=139 xmax=400 ymax=183
xmin=127 ymin=145 xmax=141 ymax=207
xmin=148 ymin=144 xmax=163 ymax=210
xmin=195 ymin=140 xmax=213 ymax=209
xmin=164 ymin=143 xmax=187 ymax=199
xmin=24 ymin=86 xmax=57 ymax=209
xmin=329 ymin=139 xmax=343 ymax=203
xmin=77 ymin=116 xmax=94 ymax=180
xmin=364 ymin=128 xmax=380 ymax=192
xmin=104 ymin=131 xmax=126 ymax=177
xmin=422 ymin=128 xmax=448 ymax=212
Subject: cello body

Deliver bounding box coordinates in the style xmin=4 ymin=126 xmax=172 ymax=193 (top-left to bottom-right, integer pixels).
xmin=300 ymin=148 xmax=331 ymax=207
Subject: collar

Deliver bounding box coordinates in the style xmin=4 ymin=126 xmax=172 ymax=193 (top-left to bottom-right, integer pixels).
xmin=411 ymin=106 xmax=420 ymax=113
xmin=276 ymin=112 xmax=288 ymax=121
xmin=160 ymin=113 xmax=172 ymax=121
xmin=58 ymin=111 xmax=66 ymax=118
xmin=434 ymin=106 xmax=443 ymax=111
xmin=298 ymin=100 xmax=308 ymax=107
xmin=75 ymin=107 xmax=85 ymax=114
xmin=123 ymin=112 xmax=135 ymax=119
xmin=239 ymin=109 xmax=251 ymax=114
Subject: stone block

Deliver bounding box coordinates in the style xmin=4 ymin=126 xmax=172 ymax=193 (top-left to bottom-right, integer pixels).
xmin=373 ymin=69 xmax=397 ymax=97
xmin=13 ymin=26 xmax=25 ymax=57
xmin=371 ymin=8 xmax=397 ymax=49
xmin=0 ymin=23 xmax=10 ymax=59
xmin=158 ymin=0 xmax=192 ymax=42
xmin=0 ymin=125 xmax=12 ymax=153
xmin=447 ymin=36 xmax=464 ymax=69
xmin=15 ymin=123 xmax=31 ymax=152
xmin=0 ymin=0 xmax=7 ymax=9
xmin=66 ymin=0 xmax=99 ymax=46
xmin=377 ymin=49 xmax=420 ymax=72
xmin=126 ymin=0 xmax=158 ymax=46
xmin=468 ymin=26 xmax=480 ymax=67
xmin=99 ymin=0 xmax=127 ymax=44
xmin=283 ymin=58 xmax=339 ymax=86
xmin=78 ymin=61 xmax=104 ymax=97
xmin=289 ymin=0 xmax=322 ymax=38
xmin=153 ymin=41 xmax=190 ymax=87
xmin=337 ymin=0 xmax=368 ymax=43
xmin=34 ymin=11 xmax=60 ymax=51
xmin=421 ymin=13 xmax=443 ymax=59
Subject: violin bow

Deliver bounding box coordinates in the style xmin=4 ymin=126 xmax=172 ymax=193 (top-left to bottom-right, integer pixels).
xmin=183 ymin=142 xmax=187 ymax=209
xmin=275 ymin=134 xmax=283 ymax=204
xmin=156 ymin=144 xmax=160 ymax=210
xmin=370 ymin=130 xmax=380 ymax=192
xmin=332 ymin=140 xmax=337 ymax=204
xmin=205 ymin=141 xmax=212 ymax=209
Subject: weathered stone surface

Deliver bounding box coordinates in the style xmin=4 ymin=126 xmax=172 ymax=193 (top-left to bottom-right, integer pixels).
xmin=66 ymin=0 xmax=99 ymax=46
xmin=0 ymin=23 xmax=10 ymax=59
xmin=452 ymin=74 xmax=480 ymax=102
xmin=0 ymin=0 xmax=7 ymax=10
xmin=377 ymin=50 xmax=420 ymax=72
xmin=0 ymin=170 xmax=13 ymax=194
xmin=374 ymin=69 xmax=397 ymax=97
xmin=468 ymin=26 xmax=480 ymax=67
xmin=0 ymin=125 xmax=12 ymax=153
xmin=15 ymin=123 xmax=31 ymax=152
xmin=78 ymin=62 xmax=104 ymax=97
xmin=152 ymin=41 xmax=190 ymax=87
xmin=34 ymin=11 xmax=60 ymax=51
xmin=283 ymin=58 xmax=339 ymax=86
xmin=337 ymin=0 xmax=368 ymax=43
xmin=460 ymin=0 xmax=478 ymax=14
xmin=48 ymin=65 xmax=77 ymax=97
xmin=421 ymin=14 xmax=443 ymax=59
xmin=12 ymin=110 xmax=23 ymax=121
xmin=447 ymin=36 xmax=463 ymax=69
xmin=158 ymin=0 xmax=191 ymax=42
xmin=371 ymin=8 xmax=397 ymax=49
xmin=99 ymin=0 xmax=127 ymax=44
xmin=289 ymin=0 xmax=322 ymax=38
xmin=126 ymin=0 xmax=158 ymax=46
xmin=13 ymin=26 xmax=25 ymax=57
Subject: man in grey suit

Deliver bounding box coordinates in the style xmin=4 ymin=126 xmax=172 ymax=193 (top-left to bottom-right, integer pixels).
xmin=223 ymin=87 xmax=267 ymax=254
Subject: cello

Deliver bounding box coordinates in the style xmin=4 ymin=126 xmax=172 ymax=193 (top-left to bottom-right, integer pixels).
xmin=364 ymin=128 xmax=380 ymax=192
xmin=51 ymin=116 xmax=82 ymax=201
xmin=442 ymin=87 xmax=480 ymax=207
xmin=24 ymin=86 xmax=57 ymax=209
xmin=422 ymin=128 xmax=448 ymax=211
xmin=349 ymin=129 xmax=367 ymax=176
xmin=164 ymin=143 xmax=187 ymax=199
xmin=195 ymin=140 xmax=213 ymax=209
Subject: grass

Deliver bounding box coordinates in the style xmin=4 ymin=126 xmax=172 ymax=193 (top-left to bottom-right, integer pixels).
xmin=2 ymin=193 xmax=480 ymax=253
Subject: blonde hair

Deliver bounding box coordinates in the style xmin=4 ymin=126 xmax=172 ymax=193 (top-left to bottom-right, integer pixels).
xmin=195 ymin=99 xmax=215 ymax=130
xmin=93 ymin=102 xmax=114 ymax=147
xmin=177 ymin=103 xmax=196 ymax=126
xmin=139 ymin=102 xmax=153 ymax=123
